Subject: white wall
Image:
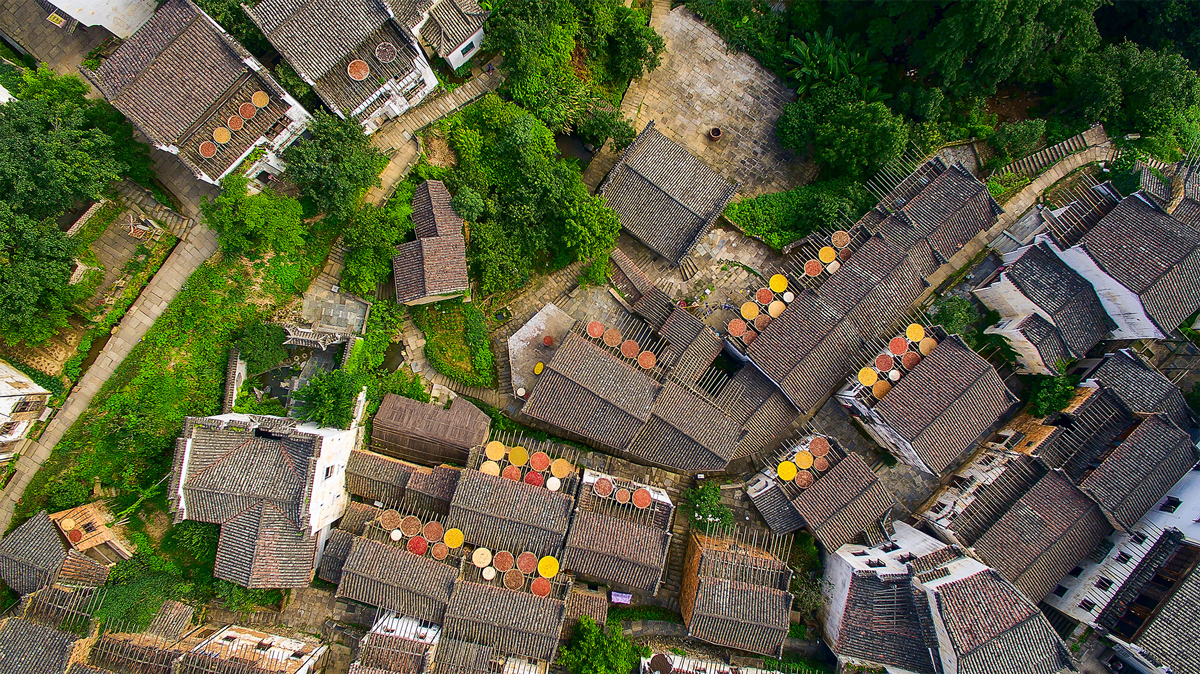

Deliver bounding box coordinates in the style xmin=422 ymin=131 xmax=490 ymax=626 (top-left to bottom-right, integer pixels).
xmin=444 ymin=25 xmax=484 ymax=70
xmin=51 ymin=0 xmax=155 ymax=37
xmin=1041 ymin=236 xmax=1164 ymax=339
xmin=986 ymin=318 xmax=1053 ymax=374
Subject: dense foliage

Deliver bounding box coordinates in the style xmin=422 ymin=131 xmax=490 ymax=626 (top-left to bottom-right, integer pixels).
xmin=440 ymin=94 xmax=623 ymax=294
xmin=340 ymin=189 xmax=415 ymax=297
xmin=777 ymin=80 xmax=908 ymax=179
xmin=234 ymin=322 xmax=288 ymax=375
xmin=559 ymin=616 xmax=650 ymax=674
xmin=931 ymin=296 xmax=979 ymax=336
xmin=293 ymin=368 xmax=364 ymax=430
xmin=484 ymin=0 xmax=661 ymax=145
xmin=409 ymin=299 xmax=496 ymax=388
xmin=682 ymin=480 xmax=733 ymax=530
xmin=1029 ymin=374 xmax=1079 ymax=417
xmin=723 ymin=178 xmax=873 ymax=249
xmin=284 ymin=110 xmax=388 ymax=220
xmin=202 ymin=174 xmax=306 ymax=255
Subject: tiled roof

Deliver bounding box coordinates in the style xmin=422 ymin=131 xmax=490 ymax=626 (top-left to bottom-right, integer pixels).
xmin=412 ymin=181 xmax=464 ymax=238
xmin=310 ymin=20 xmax=418 ymax=117
xmin=562 ymin=509 xmax=670 ymax=593
xmin=346 ymin=449 xmax=416 ymax=504
xmin=442 ymin=581 xmax=567 ymax=662
xmin=668 ymin=326 xmax=723 ymax=384
xmin=357 ymin=632 xmax=432 ymax=672
xmin=971 ymin=470 xmax=1112 ymax=601
xmin=393 ymin=235 xmax=469 ymax=303
xmin=405 ymin=465 xmax=461 ymax=515
xmin=688 ymin=577 xmax=791 ymax=657
xmin=213 ymin=500 xmax=317 ymax=588
xmin=340 ymin=501 xmax=385 ymax=535
xmin=599 ymin=122 xmax=738 ymax=265
xmin=625 ymin=381 xmax=740 ymax=472
xmin=1006 ymin=243 xmax=1114 ymax=357
xmin=1078 ymin=194 xmax=1200 ymax=334
xmin=746 ymin=290 xmax=865 ymax=413
xmin=370 ymin=394 xmax=490 ymax=466
xmin=523 ymin=332 xmax=659 ymax=451
xmin=0 ymin=512 xmax=67 ymax=595
xmin=563 ymin=587 xmax=609 ymax=632
xmin=446 ymin=469 xmax=573 ymax=556
xmin=421 ymin=0 xmax=489 ymax=57
xmin=1078 ymin=415 xmax=1197 ymax=530
xmin=244 ymin=0 xmax=390 ymax=81
xmin=145 ymin=600 xmax=195 ymax=642
xmin=817 ymin=236 xmax=926 ymax=338
xmin=1017 ymin=313 xmax=1073 ymax=375
xmin=0 ymin=617 xmax=78 ymax=674
xmin=659 ymin=307 xmax=706 ymax=351
xmin=57 ymin=549 xmax=111 ymax=587
xmin=427 ymin=638 xmax=493 ymax=674
xmin=1044 ymin=386 xmax=1137 ymax=475
xmin=836 ymin=572 xmax=936 ymax=674
xmin=789 ymin=454 xmax=896 ymax=551
xmin=930 ymin=569 xmax=1075 ymax=674
xmin=317 ymin=528 xmax=355 ymax=583
xmin=337 ymin=537 xmax=457 ymax=622
xmin=1136 ymin=562 xmax=1200 ymax=674
xmin=944 ymin=454 xmax=1048 ymax=543
xmin=1089 ymin=349 xmax=1196 ymax=431
xmin=872 ymin=163 xmax=1002 ymax=267
xmin=747 ymin=481 xmax=804 ymax=534
xmin=873 ymin=336 xmax=1017 ymax=475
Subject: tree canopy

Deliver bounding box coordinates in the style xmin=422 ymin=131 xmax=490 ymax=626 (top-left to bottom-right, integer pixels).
xmin=777 ymin=81 xmax=908 ymax=179
xmin=201 ymin=174 xmax=305 ymax=255
xmin=0 ymin=204 xmax=79 ymax=345
xmin=283 ymin=110 xmax=388 ymax=220
xmin=293 ymin=369 xmax=363 ymax=430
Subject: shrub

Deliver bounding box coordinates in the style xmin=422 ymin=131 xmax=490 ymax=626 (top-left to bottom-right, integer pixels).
xmin=293 ymin=369 xmax=364 ymax=430
xmin=558 ymin=616 xmax=650 ymax=674
xmin=931 ymin=296 xmax=979 ymax=336
xmin=168 ymin=521 xmax=219 ymax=563
xmin=201 ymin=174 xmax=305 ymax=255
xmin=989 ymin=119 xmax=1047 ymax=162
xmin=723 ymin=178 xmax=873 ymax=249
xmin=682 ymin=480 xmax=733 ymax=530
xmin=986 ymin=171 xmax=1031 ymax=202
xmin=1029 ymin=375 xmax=1078 ymax=417
xmin=235 ymin=322 xmax=287 ymax=375
xmin=47 ymin=476 xmax=90 ymax=511
xmin=213 ymin=579 xmax=283 ymax=612
xmin=412 ymin=300 xmax=496 ymax=388
xmin=284 ymin=110 xmax=387 ymax=220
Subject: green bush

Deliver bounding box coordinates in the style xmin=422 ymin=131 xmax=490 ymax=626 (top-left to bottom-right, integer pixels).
xmin=986 ymin=171 xmax=1031 ymax=202
xmin=47 ymin=476 xmax=90 ymax=511
xmin=989 ymin=119 xmax=1047 ymax=162
xmin=213 ymin=579 xmax=283 ymax=612
xmin=201 ymin=174 xmax=306 ymax=255
xmin=723 ymin=178 xmax=873 ymax=250
xmin=235 ymin=322 xmax=287 ymax=375
xmin=284 ymin=110 xmax=388 ymax=221
xmin=931 ymin=297 xmax=979 ymax=336
xmin=410 ymin=299 xmax=496 ymax=388
xmin=558 ymin=616 xmax=650 ymax=674
xmin=1028 ymin=375 xmax=1078 ymax=417
xmin=166 ymin=521 xmax=218 ymax=563
xmin=682 ymin=480 xmax=733 ymax=530
xmin=293 ymin=369 xmax=364 ymax=430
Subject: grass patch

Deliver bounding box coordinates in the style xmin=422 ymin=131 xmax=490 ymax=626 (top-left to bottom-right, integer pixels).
xmin=723 ymin=179 xmax=873 ymax=250
xmin=606 ymin=604 xmax=683 ymax=624
xmin=409 ymin=298 xmax=496 ymax=388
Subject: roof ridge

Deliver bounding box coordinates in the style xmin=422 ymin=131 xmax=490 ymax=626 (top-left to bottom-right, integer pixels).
xmin=114 ymin=9 xmax=205 ymax=102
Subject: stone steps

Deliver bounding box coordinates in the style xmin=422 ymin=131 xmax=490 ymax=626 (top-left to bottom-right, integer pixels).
xmin=116 ymin=179 xmax=194 ymax=239
xmin=992 ymin=127 xmax=1104 ymax=181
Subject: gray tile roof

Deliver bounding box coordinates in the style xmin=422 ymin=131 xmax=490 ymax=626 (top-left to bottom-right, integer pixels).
xmin=413 ymin=180 xmax=463 ymax=238
xmin=746 ymin=481 xmax=804 ymax=534
xmin=317 ymin=528 xmax=355 ymax=583
xmin=625 ymin=381 xmax=740 ymax=472
xmin=0 ymin=511 xmax=67 ymax=595
xmin=244 ymin=0 xmax=391 ymax=82
xmin=1044 ymin=386 xmax=1137 ymax=475
xmin=336 ymin=537 xmax=458 ymax=622
xmin=687 ymin=577 xmax=791 ymax=657
xmin=1079 ymin=194 xmax=1200 ymax=335
xmin=1135 ymin=562 xmax=1200 ymax=674
xmin=523 ymin=332 xmax=659 ymax=451
xmin=427 ymin=638 xmax=493 ymax=674
xmin=1017 ymin=313 xmax=1073 ymax=375
xmin=1088 ymin=349 xmax=1196 ymax=431
xmin=873 ymin=336 xmax=1018 ymax=475
xmin=944 ymin=454 xmax=1049 ymax=544
xmin=340 ymin=501 xmax=386 ymax=535
xmin=789 ymin=453 xmax=896 ymax=551
xmin=370 ymin=394 xmax=490 ymax=465
xmin=836 ymin=572 xmax=937 ymax=674
xmin=346 ymin=449 xmax=417 ymax=504
xmin=816 ymin=236 xmax=927 ymax=339
xmin=446 ymin=469 xmax=573 ymax=556
xmin=309 ymin=20 xmax=419 ymax=117
xmin=1077 ymin=415 xmax=1197 ymax=530
xmin=1006 ymin=242 xmax=1114 ymax=358
xmin=393 ymin=236 xmax=469 ymax=303
xmin=562 ymin=509 xmax=671 ymax=594
xmin=421 ymin=0 xmax=489 ymax=57
xmin=0 ymin=617 xmax=78 ymax=674
xmin=442 ymin=580 xmax=567 ymax=662
xmin=170 ymin=418 xmax=325 ymax=588
xmin=57 ymin=549 xmax=110 ymax=588
xmin=930 ymin=569 xmax=1076 ymax=674
xmin=599 ymin=122 xmax=738 ymax=265
xmin=971 ymin=470 xmax=1112 ymax=602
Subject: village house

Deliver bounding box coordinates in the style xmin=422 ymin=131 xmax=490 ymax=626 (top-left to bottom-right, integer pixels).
xmin=678 ymin=530 xmax=794 ymax=658
xmin=836 ymin=328 xmax=1019 ymax=476
xmin=245 ymin=0 xmax=487 ymax=134
xmin=168 ymin=410 xmax=364 ymax=588
xmin=0 ymin=510 xmax=111 ymax=595
xmin=392 ymin=180 xmax=471 ymax=305
xmin=370 ymin=392 xmax=490 ymax=465
xmin=822 ymin=521 xmax=1077 ymax=674
xmin=0 ymin=359 xmax=51 ymax=464
xmin=81 ymin=0 xmax=310 ymax=186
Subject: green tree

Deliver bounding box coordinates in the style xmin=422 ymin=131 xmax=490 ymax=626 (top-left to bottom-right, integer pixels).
xmin=235 ymin=322 xmax=288 ymax=375
xmin=340 ymin=200 xmax=414 ymax=297
xmin=931 ymin=296 xmax=980 ymax=335
xmin=201 ymin=174 xmax=306 ymax=254
xmin=283 ymin=110 xmax=387 ymax=220
xmin=558 ymin=616 xmax=650 ymax=674
xmin=990 ymin=119 xmax=1047 ymax=162
xmin=450 ymin=186 xmax=485 ymax=222
xmin=784 ymin=27 xmax=887 ymax=101
xmin=563 ymin=190 xmax=622 ymax=285
xmin=293 ymin=369 xmax=363 ymax=429
xmin=0 ymin=204 xmax=80 ymax=345
xmin=603 ymin=4 xmax=665 ymax=84
xmin=682 ymin=480 xmax=733 ymax=529
xmin=0 ymin=98 xmax=122 ymax=219
xmin=1029 ymin=374 xmax=1078 ymax=417
xmin=777 ymin=82 xmax=908 ymax=179
xmin=484 ymin=0 xmax=584 ymax=131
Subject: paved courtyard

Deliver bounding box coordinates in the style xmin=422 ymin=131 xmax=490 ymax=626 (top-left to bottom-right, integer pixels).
xmin=609 ymin=7 xmax=812 ymax=197
xmin=0 ymin=0 xmax=109 ymax=79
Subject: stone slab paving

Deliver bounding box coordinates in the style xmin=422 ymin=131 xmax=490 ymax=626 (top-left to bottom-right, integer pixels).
xmin=0 ymin=0 xmax=110 ymax=79
xmin=0 ymin=224 xmax=219 ymax=531
xmin=585 ymin=6 xmax=813 ymax=196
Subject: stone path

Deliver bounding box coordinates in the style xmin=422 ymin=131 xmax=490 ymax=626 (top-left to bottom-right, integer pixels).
xmin=0 ymin=185 xmax=220 ymax=531
xmin=583 ymin=4 xmax=812 ymax=196
xmin=366 ymin=58 xmax=506 ymax=205
xmin=0 ymin=0 xmax=109 ymax=79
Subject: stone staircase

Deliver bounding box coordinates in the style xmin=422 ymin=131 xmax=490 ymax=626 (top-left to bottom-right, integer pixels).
xmin=312 ymin=243 xmax=347 ymax=295
xmin=991 ymin=125 xmax=1108 ymax=180
xmin=678 ymin=257 xmax=700 ymax=281
xmin=495 ymin=338 xmax=514 ymax=395
xmin=115 ymin=179 xmax=194 ymax=239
